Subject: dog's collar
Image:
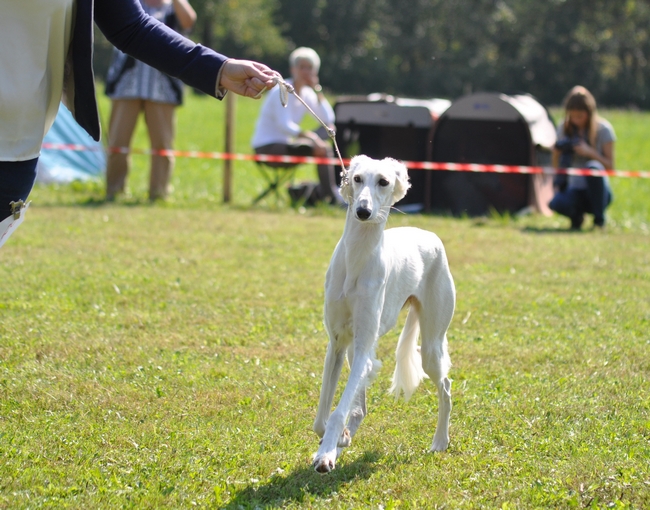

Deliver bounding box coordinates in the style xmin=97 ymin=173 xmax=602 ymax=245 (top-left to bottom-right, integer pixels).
xmin=340 ymin=168 xmax=350 ymax=189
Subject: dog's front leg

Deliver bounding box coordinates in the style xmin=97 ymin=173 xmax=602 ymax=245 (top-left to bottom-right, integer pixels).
xmin=313 ymin=340 xmax=346 ymax=438
xmin=313 ymin=294 xmax=383 ymax=473
xmin=344 ymin=344 xmax=368 ymax=442
xmin=313 ymin=349 xmax=376 ymax=473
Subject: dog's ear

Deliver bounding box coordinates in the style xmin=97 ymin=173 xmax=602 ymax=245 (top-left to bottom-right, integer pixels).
xmin=340 ymin=155 xmax=369 ymax=203
xmin=384 ymin=158 xmax=411 ymax=204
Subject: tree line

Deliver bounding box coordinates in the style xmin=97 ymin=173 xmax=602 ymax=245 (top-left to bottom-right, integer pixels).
xmin=94 ymin=0 xmax=650 ymax=108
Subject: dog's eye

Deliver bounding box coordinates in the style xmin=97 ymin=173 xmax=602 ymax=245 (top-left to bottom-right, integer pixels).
xmin=378 ymin=178 xmax=389 ymax=187
xmin=353 ymin=175 xmax=362 ymax=183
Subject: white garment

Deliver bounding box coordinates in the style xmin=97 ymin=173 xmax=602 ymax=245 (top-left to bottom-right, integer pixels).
xmin=251 ymin=79 xmax=335 ymax=148
xmin=0 ymin=0 xmax=75 ymax=161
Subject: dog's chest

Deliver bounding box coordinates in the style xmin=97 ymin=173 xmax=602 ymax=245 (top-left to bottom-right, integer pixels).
xmin=325 ymin=295 xmax=353 ymax=339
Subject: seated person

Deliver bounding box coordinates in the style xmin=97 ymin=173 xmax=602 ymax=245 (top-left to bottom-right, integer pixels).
xmin=251 ymin=47 xmax=341 ymax=204
xmin=549 ymin=86 xmax=615 ymax=230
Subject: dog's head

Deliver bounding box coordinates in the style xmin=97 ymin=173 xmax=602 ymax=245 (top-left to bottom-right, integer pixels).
xmin=339 ymin=155 xmax=411 ymax=222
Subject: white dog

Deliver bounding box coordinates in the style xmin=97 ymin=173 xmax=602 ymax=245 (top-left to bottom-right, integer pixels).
xmin=312 ymin=155 xmax=456 ymax=473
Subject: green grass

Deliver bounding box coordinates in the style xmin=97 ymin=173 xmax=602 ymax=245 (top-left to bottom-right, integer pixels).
xmin=33 ymin=95 xmax=650 ymax=230
xmin=34 ymin=90 xmax=329 ymax=210
xmin=1 ymin=91 xmax=649 ymax=508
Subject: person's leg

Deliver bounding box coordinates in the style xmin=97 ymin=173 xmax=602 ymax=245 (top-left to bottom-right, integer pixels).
xmin=0 ymin=159 xmax=39 ymax=219
xmin=583 ymin=177 xmax=609 ymax=227
xmin=580 ymin=161 xmax=609 ymax=227
xmin=315 ymin=146 xmax=341 ymax=203
xmin=583 ymin=161 xmax=610 ymax=227
xmin=314 ymin=127 xmax=341 ymax=203
xmin=606 ymin=185 xmax=613 ymax=208
xmin=252 ymin=144 xmax=302 ymax=203
xmin=287 ymin=137 xmax=337 ymax=202
xmin=105 ymin=99 xmax=142 ymax=200
xmin=144 ymin=101 xmax=176 ymax=201
xmin=549 ymin=188 xmax=585 ymax=229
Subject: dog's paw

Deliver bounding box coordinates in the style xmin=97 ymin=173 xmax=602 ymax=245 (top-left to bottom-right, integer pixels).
xmin=337 ymin=427 xmax=351 ymax=448
xmin=313 ymin=452 xmax=337 ymax=473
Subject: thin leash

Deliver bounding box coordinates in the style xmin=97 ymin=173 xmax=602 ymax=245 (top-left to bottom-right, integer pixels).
xmin=254 ymin=76 xmax=350 ymax=185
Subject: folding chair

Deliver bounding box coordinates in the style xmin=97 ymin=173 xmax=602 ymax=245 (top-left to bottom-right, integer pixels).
xmin=252 ymin=143 xmax=313 ymax=205
xmin=252 ymin=161 xmax=299 ymax=205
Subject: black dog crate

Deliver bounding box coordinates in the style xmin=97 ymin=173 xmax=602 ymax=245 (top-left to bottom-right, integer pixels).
xmin=334 ymin=95 xmax=451 ymax=210
xmin=429 ymin=92 xmax=557 ymax=216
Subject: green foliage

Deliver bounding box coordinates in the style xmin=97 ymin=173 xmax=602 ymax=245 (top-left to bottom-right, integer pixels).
xmin=214 ymin=0 xmax=650 ymax=106
xmin=195 ymin=0 xmax=288 ymax=59
xmin=94 ymin=0 xmax=650 ymax=106
xmin=1 ymin=92 xmax=650 ymax=507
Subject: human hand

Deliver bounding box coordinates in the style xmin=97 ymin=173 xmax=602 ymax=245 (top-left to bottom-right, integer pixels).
xmin=313 ymin=135 xmax=331 ymax=156
xmin=219 ymin=59 xmax=280 ymax=98
xmin=573 ymin=140 xmax=596 ymax=159
xmin=305 ymin=72 xmax=320 ymax=90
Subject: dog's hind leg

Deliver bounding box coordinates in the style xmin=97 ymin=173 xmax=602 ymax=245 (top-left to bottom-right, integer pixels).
xmin=420 ymin=282 xmax=455 ymax=452
xmin=423 ymin=346 xmax=452 ymax=452
xmin=313 ymin=339 xmax=346 ymax=439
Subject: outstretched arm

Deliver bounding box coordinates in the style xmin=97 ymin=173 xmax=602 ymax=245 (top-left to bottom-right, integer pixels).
xmin=95 ymin=0 xmax=277 ymax=99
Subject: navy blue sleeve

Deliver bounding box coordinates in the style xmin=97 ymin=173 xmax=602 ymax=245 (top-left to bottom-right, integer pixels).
xmin=94 ymin=0 xmax=227 ymax=98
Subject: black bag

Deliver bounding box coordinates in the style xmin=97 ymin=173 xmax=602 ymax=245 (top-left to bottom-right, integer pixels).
xmin=288 ymin=182 xmax=320 ymax=207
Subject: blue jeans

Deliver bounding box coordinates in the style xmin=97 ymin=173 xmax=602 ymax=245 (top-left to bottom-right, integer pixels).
xmin=0 ymin=159 xmax=38 ymax=219
xmin=549 ymin=176 xmax=612 ymax=228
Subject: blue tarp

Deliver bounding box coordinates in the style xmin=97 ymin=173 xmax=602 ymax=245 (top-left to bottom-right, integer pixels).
xmin=37 ymin=103 xmax=106 ymax=183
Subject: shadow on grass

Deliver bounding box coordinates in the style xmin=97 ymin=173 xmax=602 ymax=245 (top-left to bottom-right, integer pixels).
xmin=33 ymin=196 xmax=217 ymax=210
xmin=521 ymin=226 xmax=587 ymax=234
xmin=223 ymin=450 xmax=381 ymax=509
xmin=33 ymin=196 xmax=151 ymax=209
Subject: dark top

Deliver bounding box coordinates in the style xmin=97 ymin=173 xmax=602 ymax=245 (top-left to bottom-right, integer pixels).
xmin=66 ymin=0 xmax=227 ymax=141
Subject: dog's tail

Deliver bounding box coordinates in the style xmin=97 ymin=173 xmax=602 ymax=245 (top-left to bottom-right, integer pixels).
xmin=389 ymin=305 xmax=427 ymax=401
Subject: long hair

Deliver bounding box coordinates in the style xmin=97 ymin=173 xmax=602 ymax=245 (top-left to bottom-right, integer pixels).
xmin=562 ymin=86 xmax=599 ymax=146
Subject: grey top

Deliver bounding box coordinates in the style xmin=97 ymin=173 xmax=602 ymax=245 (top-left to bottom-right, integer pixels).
xmin=556 ymin=118 xmax=616 ymax=189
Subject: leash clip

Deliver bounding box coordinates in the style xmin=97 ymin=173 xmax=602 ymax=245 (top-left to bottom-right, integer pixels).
xmin=10 ymin=200 xmax=25 ymax=220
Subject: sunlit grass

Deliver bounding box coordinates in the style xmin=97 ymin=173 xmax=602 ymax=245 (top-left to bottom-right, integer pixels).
xmin=1 ymin=91 xmax=649 ymax=508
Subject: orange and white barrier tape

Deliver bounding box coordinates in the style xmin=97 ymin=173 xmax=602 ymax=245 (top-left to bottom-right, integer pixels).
xmin=41 ymin=142 xmax=650 ymax=179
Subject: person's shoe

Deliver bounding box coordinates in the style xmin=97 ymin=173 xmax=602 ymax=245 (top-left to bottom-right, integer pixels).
xmin=570 ymin=216 xmax=583 ymax=230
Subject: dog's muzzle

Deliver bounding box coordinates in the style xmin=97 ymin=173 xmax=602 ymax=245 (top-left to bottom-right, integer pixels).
xmin=356 ymin=207 xmax=372 ymax=221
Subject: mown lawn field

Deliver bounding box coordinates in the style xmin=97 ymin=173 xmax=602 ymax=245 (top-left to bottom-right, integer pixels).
xmin=1 ymin=91 xmax=649 ymax=508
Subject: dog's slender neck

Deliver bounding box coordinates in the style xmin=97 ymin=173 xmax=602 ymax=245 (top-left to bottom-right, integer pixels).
xmin=340 ymin=205 xmax=388 ymax=281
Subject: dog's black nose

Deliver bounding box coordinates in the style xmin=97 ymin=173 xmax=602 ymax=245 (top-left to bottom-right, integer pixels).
xmin=356 ymin=207 xmax=371 ymax=220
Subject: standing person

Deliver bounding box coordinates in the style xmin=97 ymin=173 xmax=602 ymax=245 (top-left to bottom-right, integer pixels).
xmin=0 ymin=0 xmax=278 ymax=247
xmin=251 ymin=47 xmax=341 ymax=204
xmin=105 ymin=0 xmax=197 ymax=202
xmin=549 ymin=86 xmax=616 ymax=230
